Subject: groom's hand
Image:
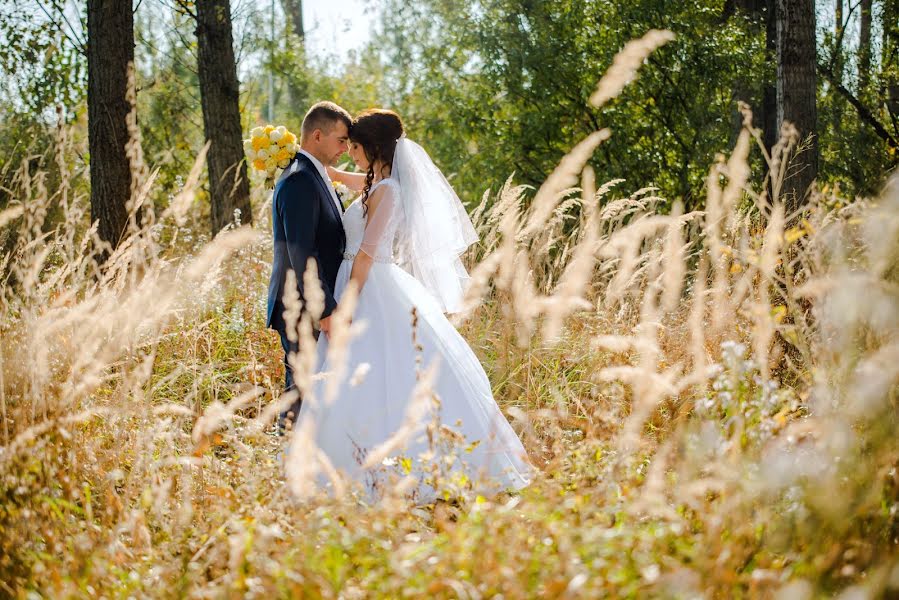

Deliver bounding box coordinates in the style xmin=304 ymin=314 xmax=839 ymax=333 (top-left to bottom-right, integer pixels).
xmin=319 ymin=315 xmax=332 ymax=338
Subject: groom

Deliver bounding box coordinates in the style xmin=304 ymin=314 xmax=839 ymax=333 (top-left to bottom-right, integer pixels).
xmin=266 ymin=101 xmax=352 ymax=433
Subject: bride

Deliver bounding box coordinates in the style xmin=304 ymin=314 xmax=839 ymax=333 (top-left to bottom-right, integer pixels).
xmin=292 ymin=108 xmax=532 ymax=503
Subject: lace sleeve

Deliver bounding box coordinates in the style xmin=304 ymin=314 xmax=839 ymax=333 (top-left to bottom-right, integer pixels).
xmin=359 ymin=182 xmax=400 ymax=262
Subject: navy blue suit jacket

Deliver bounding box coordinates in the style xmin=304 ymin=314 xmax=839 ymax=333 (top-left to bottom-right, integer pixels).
xmin=266 ymin=153 xmax=346 ymax=332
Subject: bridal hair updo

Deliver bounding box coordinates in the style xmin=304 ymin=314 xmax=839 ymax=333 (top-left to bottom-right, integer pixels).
xmin=349 ymin=109 xmax=405 ymax=215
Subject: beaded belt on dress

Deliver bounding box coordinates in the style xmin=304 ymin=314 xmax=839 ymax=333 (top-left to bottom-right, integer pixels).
xmin=343 ymin=251 xmax=395 ymax=264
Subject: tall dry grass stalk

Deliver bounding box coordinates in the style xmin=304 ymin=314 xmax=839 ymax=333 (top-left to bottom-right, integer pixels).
xmin=1 ymin=29 xmax=898 ymax=598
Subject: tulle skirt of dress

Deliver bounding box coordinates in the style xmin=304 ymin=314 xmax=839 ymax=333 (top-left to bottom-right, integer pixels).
xmin=295 ymin=259 xmax=532 ymax=503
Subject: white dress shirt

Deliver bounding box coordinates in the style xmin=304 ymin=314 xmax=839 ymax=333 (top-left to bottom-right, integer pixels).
xmin=298 ymin=149 xmax=343 ymax=214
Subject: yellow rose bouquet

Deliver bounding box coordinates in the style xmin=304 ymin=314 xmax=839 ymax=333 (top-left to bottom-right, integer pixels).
xmin=243 ymin=125 xmax=299 ymax=185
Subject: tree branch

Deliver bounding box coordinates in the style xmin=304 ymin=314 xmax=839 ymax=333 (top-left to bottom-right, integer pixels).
xmin=171 ymin=0 xmax=197 ymax=20
xmin=820 ymin=63 xmax=899 ymax=149
xmin=826 ymin=0 xmax=860 ymax=80
xmin=34 ymin=0 xmax=86 ymax=55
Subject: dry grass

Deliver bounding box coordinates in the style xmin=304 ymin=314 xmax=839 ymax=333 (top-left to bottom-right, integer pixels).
xmin=1 ymin=31 xmax=898 ymax=598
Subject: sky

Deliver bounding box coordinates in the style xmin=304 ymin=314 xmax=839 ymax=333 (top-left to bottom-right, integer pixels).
xmin=302 ymin=0 xmax=376 ymax=70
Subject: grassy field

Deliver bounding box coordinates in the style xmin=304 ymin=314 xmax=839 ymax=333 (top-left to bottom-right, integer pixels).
xmin=1 ymin=42 xmax=898 ymax=598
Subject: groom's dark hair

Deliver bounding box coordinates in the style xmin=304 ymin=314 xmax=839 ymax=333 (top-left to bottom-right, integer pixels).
xmin=301 ymin=101 xmax=352 ymax=138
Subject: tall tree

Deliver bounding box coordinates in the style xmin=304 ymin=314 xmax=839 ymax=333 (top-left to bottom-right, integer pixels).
xmin=884 ymin=0 xmax=899 ymax=119
xmin=763 ymin=0 xmax=778 ymax=153
xmin=279 ymin=0 xmax=308 ymax=108
xmin=833 ymin=0 xmax=846 ymax=85
xmin=194 ymin=0 xmax=252 ymax=234
xmin=87 ymin=0 xmax=135 ymax=249
xmin=858 ymin=0 xmax=873 ymax=89
xmin=280 ymin=0 xmax=305 ymax=46
xmin=776 ymin=0 xmax=818 ymax=213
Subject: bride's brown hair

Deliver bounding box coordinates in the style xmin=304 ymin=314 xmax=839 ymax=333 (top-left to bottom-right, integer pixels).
xmin=349 ymin=109 xmax=405 ymax=216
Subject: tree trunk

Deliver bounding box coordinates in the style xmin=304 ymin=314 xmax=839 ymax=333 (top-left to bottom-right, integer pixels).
xmin=280 ymin=0 xmax=305 ymax=44
xmin=776 ymin=0 xmax=818 ymax=213
xmin=834 ymin=0 xmax=844 ymax=84
xmin=858 ymin=0 xmax=872 ymax=89
xmin=87 ymin=0 xmax=134 ymax=250
xmin=884 ymin=0 xmax=899 ymax=120
xmin=196 ymin=0 xmax=252 ymax=234
xmin=763 ymin=0 xmax=778 ymax=153
xmin=279 ymin=0 xmax=308 ymax=107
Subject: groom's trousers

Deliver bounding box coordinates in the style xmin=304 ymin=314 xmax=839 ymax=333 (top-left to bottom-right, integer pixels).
xmin=277 ymin=326 xmax=320 ymax=434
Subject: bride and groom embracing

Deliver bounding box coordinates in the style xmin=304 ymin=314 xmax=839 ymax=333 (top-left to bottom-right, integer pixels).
xmin=266 ymin=101 xmax=531 ymax=502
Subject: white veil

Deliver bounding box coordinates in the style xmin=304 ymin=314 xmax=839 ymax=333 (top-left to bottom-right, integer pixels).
xmin=392 ymin=137 xmax=478 ymax=314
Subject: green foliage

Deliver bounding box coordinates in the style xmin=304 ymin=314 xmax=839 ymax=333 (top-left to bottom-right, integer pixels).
xmin=367 ymin=0 xmax=897 ymax=208
xmin=0 ymin=1 xmax=86 ymax=118
xmin=0 ymin=1 xmax=87 ymax=221
xmin=135 ymin=8 xmax=206 ymax=205
xmin=2 ymin=0 xmax=896 ymax=225
xmin=816 ymin=0 xmax=899 ymax=196
xmin=817 ymin=87 xmax=896 ymax=196
xmin=372 ymin=0 xmax=769 ymax=209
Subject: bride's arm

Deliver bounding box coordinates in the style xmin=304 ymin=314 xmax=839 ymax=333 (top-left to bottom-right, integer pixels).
xmin=349 ymin=186 xmax=390 ymax=292
xmin=328 ymin=166 xmax=366 ymax=192
xmin=349 ymin=253 xmax=374 ymax=293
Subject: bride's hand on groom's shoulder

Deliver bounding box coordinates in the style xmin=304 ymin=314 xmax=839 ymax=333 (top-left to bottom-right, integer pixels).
xmin=328 ymin=166 xmax=366 ymax=192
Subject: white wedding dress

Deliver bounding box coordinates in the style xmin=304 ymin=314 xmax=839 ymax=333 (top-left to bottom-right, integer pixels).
xmin=295 ymin=175 xmax=532 ymax=503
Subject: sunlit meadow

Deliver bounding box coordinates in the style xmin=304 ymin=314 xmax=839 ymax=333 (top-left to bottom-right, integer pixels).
xmin=1 ymin=32 xmax=898 ymax=598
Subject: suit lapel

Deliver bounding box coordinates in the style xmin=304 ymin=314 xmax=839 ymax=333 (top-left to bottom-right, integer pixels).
xmin=296 ymin=154 xmax=344 ymax=219
xmin=294 ymin=154 xmax=345 ymax=246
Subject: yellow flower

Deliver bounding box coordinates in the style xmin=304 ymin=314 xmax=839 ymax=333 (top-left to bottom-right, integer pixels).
xmin=252 ymin=136 xmax=270 ymax=152
xmin=275 ymin=148 xmax=291 ymax=162
xmin=252 ymin=159 xmax=266 ymax=171
xmin=263 ymin=125 xmax=275 ymax=135
xmin=784 ymin=227 xmax=806 ymax=244
xmin=279 ymin=131 xmax=297 ymax=147
xmin=771 ymin=305 xmax=787 ymax=323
